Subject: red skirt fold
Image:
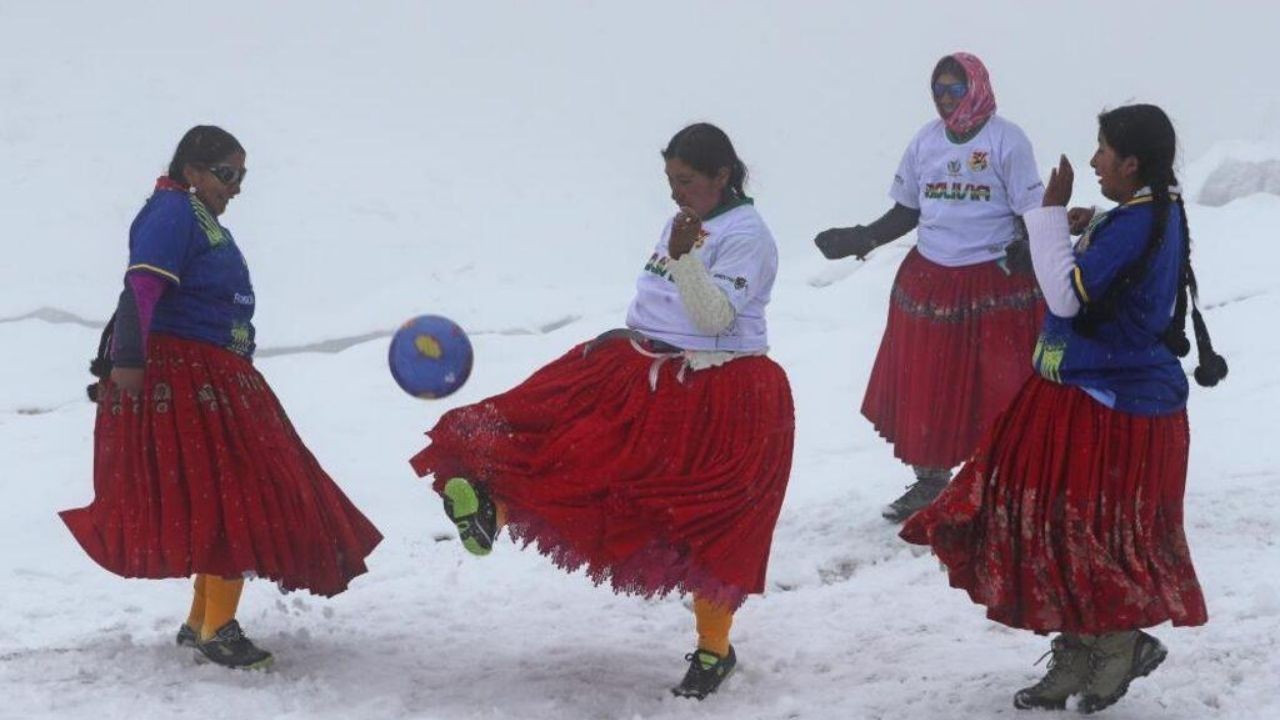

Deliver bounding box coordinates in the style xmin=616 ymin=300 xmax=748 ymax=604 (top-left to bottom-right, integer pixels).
xmin=901 ymin=376 xmax=1207 ymax=633
xmin=410 ymin=338 xmax=795 ymax=610
xmin=61 ymin=334 xmax=382 ymax=597
xmin=862 ymin=248 xmax=1044 ymax=468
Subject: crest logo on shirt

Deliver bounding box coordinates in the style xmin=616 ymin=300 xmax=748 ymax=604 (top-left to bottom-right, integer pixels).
xmin=968 ymin=150 xmax=990 ymax=172
xmin=947 ymin=159 xmax=962 ymax=176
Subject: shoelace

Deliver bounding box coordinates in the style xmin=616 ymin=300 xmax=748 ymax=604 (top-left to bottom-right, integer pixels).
xmin=1030 ymin=648 xmax=1078 ymax=689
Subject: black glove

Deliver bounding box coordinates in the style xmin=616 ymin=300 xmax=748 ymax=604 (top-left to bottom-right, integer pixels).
xmin=814 ymin=226 xmax=877 ymax=260
xmin=1004 ymin=238 xmax=1033 ymax=275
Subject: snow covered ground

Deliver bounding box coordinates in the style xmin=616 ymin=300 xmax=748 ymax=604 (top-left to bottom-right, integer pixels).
xmin=2 ymin=2 xmax=1278 ymax=718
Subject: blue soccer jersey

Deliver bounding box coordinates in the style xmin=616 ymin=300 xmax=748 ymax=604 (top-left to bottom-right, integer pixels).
xmin=127 ymin=184 xmax=256 ymax=357
xmin=1033 ymin=195 xmax=1188 ymax=415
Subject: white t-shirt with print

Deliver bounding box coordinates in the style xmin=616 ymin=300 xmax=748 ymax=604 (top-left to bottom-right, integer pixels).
xmin=890 ymin=114 xmax=1044 ymax=267
xmin=625 ymin=202 xmax=777 ymax=352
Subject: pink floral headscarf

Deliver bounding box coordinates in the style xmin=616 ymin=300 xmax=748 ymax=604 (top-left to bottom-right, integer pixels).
xmin=937 ymin=52 xmax=997 ymax=136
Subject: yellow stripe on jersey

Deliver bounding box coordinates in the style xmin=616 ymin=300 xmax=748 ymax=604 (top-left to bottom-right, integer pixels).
xmin=1072 ymin=265 xmax=1089 ymax=303
xmin=127 ymin=264 xmax=180 ymax=284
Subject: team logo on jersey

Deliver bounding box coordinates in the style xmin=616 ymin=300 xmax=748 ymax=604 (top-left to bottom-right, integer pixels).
xmin=968 ymin=150 xmax=990 ymax=172
xmin=947 ymin=159 xmax=962 ymax=176
xmin=643 ymin=252 xmax=674 ymax=282
xmin=714 ymin=272 xmax=749 ymax=291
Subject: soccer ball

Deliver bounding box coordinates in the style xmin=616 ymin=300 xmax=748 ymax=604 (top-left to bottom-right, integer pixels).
xmin=388 ymin=315 xmax=473 ymax=399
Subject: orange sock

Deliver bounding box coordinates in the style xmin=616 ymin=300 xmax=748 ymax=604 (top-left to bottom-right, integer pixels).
xmin=693 ymin=597 xmax=734 ymax=657
xmin=495 ymin=499 xmax=508 ymax=531
xmin=200 ymin=575 xmax=245 ymax=642
xmin=185 ymin=575 xmax=207 ymax=629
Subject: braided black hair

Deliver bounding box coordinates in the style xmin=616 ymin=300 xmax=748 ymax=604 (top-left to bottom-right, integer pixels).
xmin=662 ymin=123 xmax=748 ymax=201
xmin=1075 ymin=105 xmax=1226 ymax=387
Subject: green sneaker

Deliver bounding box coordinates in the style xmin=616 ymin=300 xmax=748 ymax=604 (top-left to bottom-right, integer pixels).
xmin=672 ymin=646 xmax=737 ymax=700
xmin=1077 ymin=630 xmax=1167 ymax=714
xmin=442 ymin=477 xmax=498 ymax=556
xmin=1013 ymin=634 xmax=1090 ymax=710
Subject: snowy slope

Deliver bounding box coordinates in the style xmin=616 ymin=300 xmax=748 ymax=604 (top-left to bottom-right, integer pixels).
xmin=2 ymin=2 xmax=1279 ymax=719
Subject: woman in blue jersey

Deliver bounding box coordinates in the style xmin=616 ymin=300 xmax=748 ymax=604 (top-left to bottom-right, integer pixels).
xmin=63 ymin=126 xmax=382 ymax=670
xmin=902 ymin=104 xmax=1227 ymax=713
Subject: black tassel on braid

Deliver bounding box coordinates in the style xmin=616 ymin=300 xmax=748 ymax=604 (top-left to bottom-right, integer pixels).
xmin=1171 ymin=196 xmax=1228 ymax=386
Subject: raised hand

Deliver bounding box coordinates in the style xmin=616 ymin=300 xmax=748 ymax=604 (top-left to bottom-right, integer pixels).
xmin=1042 ymin=154 xmax=1074 ymax=207
xmin=668 ymin=207 xmax=702 ymax=259
xmin=1067 ymin=206 xmax=1096 ymax=235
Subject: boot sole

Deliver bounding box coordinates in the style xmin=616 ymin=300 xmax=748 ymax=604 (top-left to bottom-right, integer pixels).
xmin=442 ymin=477 xmax=492 ymax=557
xmin=1078 ymin=636 xmax=1167 ymax=714
xmin=671 ymin=664 xmax=736 ymax=700
xmin=193 ymin=650 xmax=275 ymax=671
xmin=1013 ymin=693 xmax=1067 ymax=710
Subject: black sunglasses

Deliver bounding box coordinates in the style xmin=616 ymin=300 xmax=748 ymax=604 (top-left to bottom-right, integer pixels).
xmin=205 ymin=163 xmax=247 ymax=186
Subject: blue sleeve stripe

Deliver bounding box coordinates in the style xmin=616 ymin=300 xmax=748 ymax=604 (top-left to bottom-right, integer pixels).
xmin=1071 ymin=265 xmax=1089 ymax=304
xmin=127 ymin=263 xmax=180 ymax=284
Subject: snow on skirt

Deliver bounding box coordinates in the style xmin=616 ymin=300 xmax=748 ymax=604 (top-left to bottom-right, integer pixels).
xmin=861 ymin=248 xmax=1044 ymax=469
xmin=409 ymin=336 xmax=795 ymax=610
xmin=61 ymin=334 xmax=382 ymax=597
xmin=900 ymin=375 xmax=1207 ymax=634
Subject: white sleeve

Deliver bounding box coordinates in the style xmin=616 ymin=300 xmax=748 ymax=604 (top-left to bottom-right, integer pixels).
xmin=704 ymin=224 xmax=776 ymax=313
xmin=668 ymin=253 xmax=735 ymax=334
xmin=1000 ymin=124 xmax=1046 ymax=215
xmin=889 ymin=136 xmax=921 ymax=209
xmin=1025 ymin=206 xmax=1081 ymax=317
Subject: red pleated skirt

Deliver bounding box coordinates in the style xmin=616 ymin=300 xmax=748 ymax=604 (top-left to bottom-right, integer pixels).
xmin=901 ymin=376 xmax=1207 ymax=634
xmin=61 ymin=334 xmax=382 ymax=597
xmin=410 ymin=337 xmax=795 ymax=610
xmin=862 ymin=248 xmax=1044 ymax=469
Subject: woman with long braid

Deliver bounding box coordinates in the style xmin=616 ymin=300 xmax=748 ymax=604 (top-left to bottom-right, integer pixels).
xmin=902 ymin=104 xmax=1227 ymax=713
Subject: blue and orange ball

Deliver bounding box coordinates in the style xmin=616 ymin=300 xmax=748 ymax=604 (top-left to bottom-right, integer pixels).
xmin=388 ymin=315 xmax=473 ymax=399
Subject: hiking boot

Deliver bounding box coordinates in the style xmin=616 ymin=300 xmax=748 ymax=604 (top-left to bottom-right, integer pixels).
xmin=1077 ymin=631 xmax=1167 ymax=714
xmin=672 ymin=646 xmax=737 ymax=700
xmin=176 ymin=623 xmax=199 ymax=648
xmin=1013 ymin=634 xmax=1090 ymax=710
xmin=442 ymin=477 xmax=498 ymax=556
xmin=194 ymin=620 xmax=274 ymax=670
xmin=882 ymin=473 xmax=948 ymax=523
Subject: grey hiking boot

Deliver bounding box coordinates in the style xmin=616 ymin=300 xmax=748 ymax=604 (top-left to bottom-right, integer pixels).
xmin=1013 ymin=634 xmax=1090 ymax=710
xmin=882 ymin=469 xmax=949 ymax=523
xmin=1077 ymin=630 xmax=1167 ymax=714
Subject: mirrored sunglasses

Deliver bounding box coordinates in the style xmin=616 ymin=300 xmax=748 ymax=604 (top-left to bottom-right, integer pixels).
xmin=932 ymin=82 xmax=968 ymax=99
xmin=206 ymin=164 xmax=247 ymax=185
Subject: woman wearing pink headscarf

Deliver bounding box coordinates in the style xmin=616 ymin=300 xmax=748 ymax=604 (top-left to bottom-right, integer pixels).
xmin=814 ymin=52 xmax=1046 ymax=522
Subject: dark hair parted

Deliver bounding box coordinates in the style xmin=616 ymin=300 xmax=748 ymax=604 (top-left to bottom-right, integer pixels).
xmin=661 ymin=123 xmax=748 ymax=201
xmin=167 ymin=126 xmax=244 ymax=185
xmin=1075 ymin=104 xmax=1227 ymax=387
xmin=931 ymin=55 xmax=967 ymax=84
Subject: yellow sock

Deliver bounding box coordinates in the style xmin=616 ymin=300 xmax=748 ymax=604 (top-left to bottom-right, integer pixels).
xmin=693 ymin=597 xmax=734 ymax=657
xmin=200 ymin=575 xmax=245 ymax=642
xmin=185 ymin=575 xmax=207 ymax=629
